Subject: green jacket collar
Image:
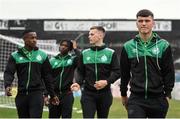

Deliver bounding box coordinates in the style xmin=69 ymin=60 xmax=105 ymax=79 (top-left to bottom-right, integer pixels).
xmin=134 ymin=32 xmax=161 ymax=43
xmin=17 ymin=47 xmax=39 ymax=58
xmin=90 ymin=44 xmax=106 ymax=51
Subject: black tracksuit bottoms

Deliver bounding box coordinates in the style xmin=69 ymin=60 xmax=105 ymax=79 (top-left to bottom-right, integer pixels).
xmin=48 ymin=92 xmax=74 ymax=118
xmin=15 ymin=91 xmax=44 ymax=118
xmin=127 ymin=93 xmax=169 ymax=118
xmin=81 ymin=89 xmax=113 ymax=118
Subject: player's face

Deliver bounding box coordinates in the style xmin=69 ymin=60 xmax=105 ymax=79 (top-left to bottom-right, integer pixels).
xmin=136 ymin=16 xmax=155 ymax=35
xmin=88 ymin=29 xmax=103 ymax=45
xmin=59 ymin=41 xmax=69 ymax=55
xmin=24 ymin=32 xmax=37 ymax=48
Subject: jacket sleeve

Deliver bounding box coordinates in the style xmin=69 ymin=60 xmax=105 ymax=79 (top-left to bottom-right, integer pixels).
xmin=107 ymin=51 xmax=121 ymax=84
xmin=41 ymin=57 xmax=56 ymax=98
xmin=76 ymin=53 xmax=85 ymax=86
xmin=161 ymin=46 xmax=175 ymax=98
xmin=120 ymin=47 xmax=131 ymax=96
xmin=4 ymin=55 xmax=16 ymax=88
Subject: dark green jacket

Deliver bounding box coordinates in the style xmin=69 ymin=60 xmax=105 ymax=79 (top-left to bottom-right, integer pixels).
xmin=4 ymin=47 xmax=55 ymax=97
xmin=120 ymin=33 xmax=175 ymax=99
xmin=50 ymin=49 xmax=79 ymax=95
xmin=77 ymin=45 xmax=120 ymax=92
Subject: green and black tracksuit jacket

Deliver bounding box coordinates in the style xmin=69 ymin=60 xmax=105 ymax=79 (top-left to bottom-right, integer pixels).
xmin=4 ymin=47 xmax=55 ymax=97
xmin=120 ymin=33 xmax=175 ymax=99
xmin=49 ymin=50 xmax=79 ymax=95
xmin=77 ymin=45 xmax=120 ymax=92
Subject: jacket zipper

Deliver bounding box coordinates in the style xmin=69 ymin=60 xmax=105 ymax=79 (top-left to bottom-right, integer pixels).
xmin=26 ymin=62 xmax=31 ymax=95
xmin=95 ymin=48 xmax=98 ymax=81
xmin=59 ymin=56 xmax=67 ymax=94
xmin=144 ymin=54 xmax=148 ymax=99
xmin=59 ymin=63 xmax=64 ymax=94
xmin=144 ymin=43 xmax=148 ymax=99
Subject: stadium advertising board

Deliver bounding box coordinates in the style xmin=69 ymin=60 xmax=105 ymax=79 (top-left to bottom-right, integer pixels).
xmin=0 ymin=20 xmax=8 ymax=30
xmin=44 ymin=20 xmax=172 ymax=31
xmin=8 ymin=20 xmax=25 ymax=30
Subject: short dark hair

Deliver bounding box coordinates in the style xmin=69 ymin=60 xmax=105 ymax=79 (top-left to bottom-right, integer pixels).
xmin=22 ymin=29 xmax=35 ymax=37
xmin=136 ymin=9 xmax=154 ymax=18
xmin=90 ymin=26 xmax=105 ymax=33
xmin=60 ymin=40 xmax=73 ymax=51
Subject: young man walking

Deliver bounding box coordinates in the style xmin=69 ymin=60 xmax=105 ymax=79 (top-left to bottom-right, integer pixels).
xmin=71 ymin=26 xmax=120 ymax=118
xmin=4 ymin=29 xmax=59 ymax=118
xmin=120 ymin=9 xmax=175 ymax=118
xmin=44 ymin=39 xmax=80 ymax=118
